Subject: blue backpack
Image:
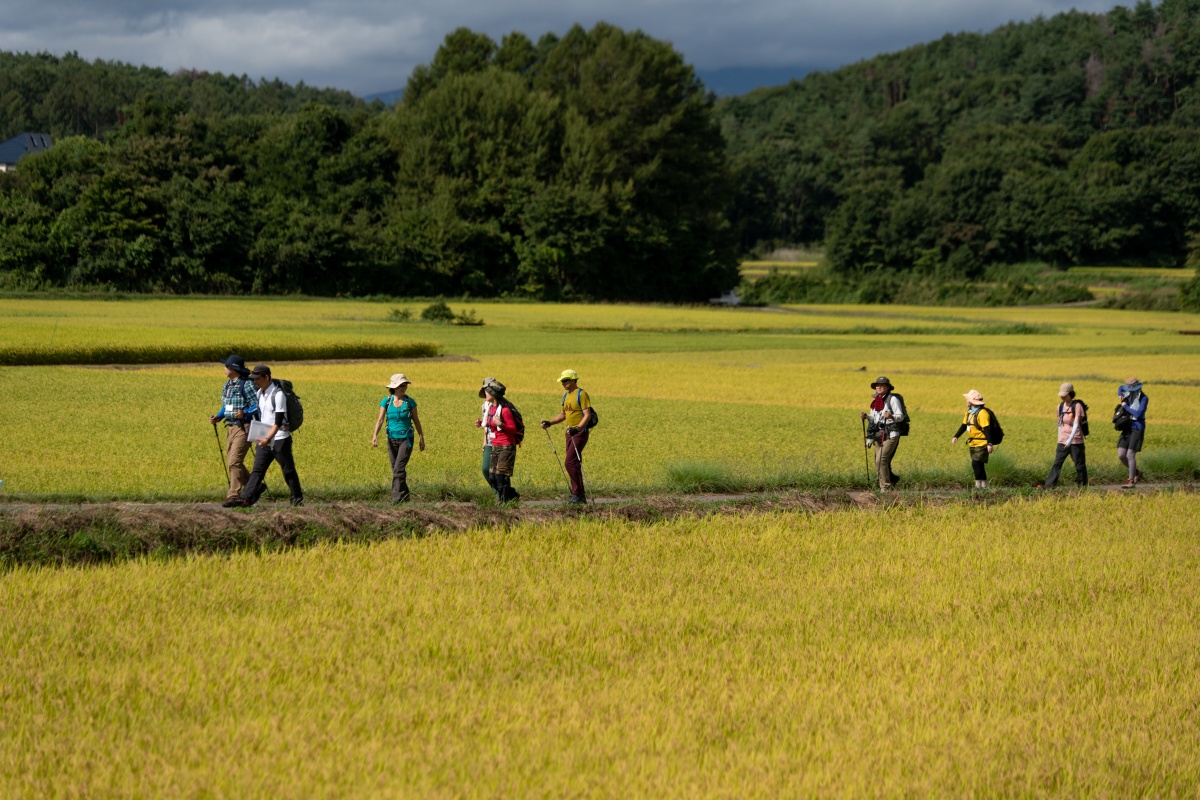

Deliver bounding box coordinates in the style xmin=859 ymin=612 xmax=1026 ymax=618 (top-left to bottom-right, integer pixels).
xmin=562 ymin=389 xmax=599 ymax=429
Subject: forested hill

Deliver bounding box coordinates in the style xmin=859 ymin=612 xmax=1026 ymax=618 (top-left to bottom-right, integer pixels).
xmin=0 ymin=51 xmax=365 ymax=140
xmin=0 ymin=27 xmax=737 ymax=301
xmin=718 ymin=0 xmax=1200 ymax=272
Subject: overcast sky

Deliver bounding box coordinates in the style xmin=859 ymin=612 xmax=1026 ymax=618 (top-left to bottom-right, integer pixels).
xmin=0 ymin=0 xmax=1131 ymax=97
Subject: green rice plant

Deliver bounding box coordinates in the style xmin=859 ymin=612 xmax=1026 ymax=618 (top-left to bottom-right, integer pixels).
xmin=1139 ymin=448 xmax=1200 ymax=480
xmin=665 ymin=460 xmax=740 ymax=492
xmin=0 ymin=340 xmax=439 ymax=366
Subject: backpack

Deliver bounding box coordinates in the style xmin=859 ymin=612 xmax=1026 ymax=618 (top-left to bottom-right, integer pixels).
xmin=271 ymin=378 xmax=304 ymax=431
xmin=562 ymin=389 xmax=599 ymax=430
xmin=969 ymin=407 xmax=1004 ymax=444
xmin=501 ymin=399 xmax=525 ymax=446
xmin=1058 ymin=400 xmax=1089 ymax=437
xmin=888 ymin=392 xmax=910 ymax=436
xmin=1113 ymin=402 xmax=1134 ymax=432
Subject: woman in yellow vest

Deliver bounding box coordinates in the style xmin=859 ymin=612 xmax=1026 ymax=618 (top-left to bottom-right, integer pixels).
xmin=951 ymin=390 xmax=999 ymax=489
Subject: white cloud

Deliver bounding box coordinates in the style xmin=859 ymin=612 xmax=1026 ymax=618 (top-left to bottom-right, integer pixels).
xmin=0 ymin=0 xmax=1136 ymax=95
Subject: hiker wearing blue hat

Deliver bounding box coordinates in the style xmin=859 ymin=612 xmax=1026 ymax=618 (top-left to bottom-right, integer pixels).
xmin=209 ymin=355 xmax=258 ymax=504
xmin=1116 ymin=377 xmax=1148 ymax=487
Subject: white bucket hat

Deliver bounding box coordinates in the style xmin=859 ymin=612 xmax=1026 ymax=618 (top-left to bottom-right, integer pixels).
xmin=386 ymin=373 xmax=411 ymax=389
xmin=963 ymin=389 xmax=985 ymax=406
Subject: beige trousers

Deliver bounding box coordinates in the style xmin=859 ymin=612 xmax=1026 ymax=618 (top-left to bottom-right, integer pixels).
xmin=225 ymin=425 xmax=251 ymax=500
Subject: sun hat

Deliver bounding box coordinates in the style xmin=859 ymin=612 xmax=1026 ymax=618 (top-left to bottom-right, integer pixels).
xmin=386 ymin=373 xmax=411 ymax=389
xmin=485 ymin=380 xmax=506 ymax=397
xmin=1123 ymin=377 xmax=1143 ymax=392
xmin=559 ymin=369 xmax=579 ymax=382
xmin=1058 ymin=382 xmax=1074 ymax=398
xmin=478 ymin=376 xmax=497 ymax=398
xmin=221 ymin=354 xmax=251 ymax=377
xmin=250 ymin=364 xmax=271 ymax=378
xmin=871 ymin=376 xmax=893 ymax=389
xmin=963 ymin=389 xmax=985 ymax=406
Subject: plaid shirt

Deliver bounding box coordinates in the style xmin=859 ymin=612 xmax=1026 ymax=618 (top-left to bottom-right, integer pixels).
xmin=220 ymin=378 xmax=258 ymax=426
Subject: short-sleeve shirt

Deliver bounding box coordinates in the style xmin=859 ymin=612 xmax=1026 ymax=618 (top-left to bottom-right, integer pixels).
xmin=257 ymin=383 xmax=290 ymax=441
xmin=562 ymin=389 xmax=592 ymax=428
xmin=1057 ymin=401 xmax=1085 ymax=446
xmin=381 ymin=395 xmax=417 ymax=441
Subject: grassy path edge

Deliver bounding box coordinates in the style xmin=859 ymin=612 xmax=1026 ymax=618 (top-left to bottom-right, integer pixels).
xmin=2 ymin=485 xmax=1192 ymax=569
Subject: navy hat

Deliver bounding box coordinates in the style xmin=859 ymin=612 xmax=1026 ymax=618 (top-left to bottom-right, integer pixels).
xmin=221 ymin=354 xmax=250 ymax=377
xmin=250 ymin=364 xmax=271 ymax=378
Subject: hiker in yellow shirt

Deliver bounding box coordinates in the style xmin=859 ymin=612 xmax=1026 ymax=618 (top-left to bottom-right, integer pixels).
xmin=540 ymin=369 xmax=593 ymax=504
xmin=951 ymin=389 xmax=1000 ymax=489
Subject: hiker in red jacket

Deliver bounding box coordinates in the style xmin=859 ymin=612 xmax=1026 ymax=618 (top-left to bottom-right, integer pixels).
xmin=484 ymin=381 xmax=521 ymax=503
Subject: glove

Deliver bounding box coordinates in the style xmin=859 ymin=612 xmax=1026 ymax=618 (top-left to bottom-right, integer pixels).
xmin=566 ymin=426 xmax=580 ymax=435
xmin=540 ymin=420 xmax=550 ymax=429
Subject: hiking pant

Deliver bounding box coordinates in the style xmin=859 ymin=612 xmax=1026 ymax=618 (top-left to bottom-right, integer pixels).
xmin=481 ymin=444 xmax=492 ymax=485
xmin=225 ymin=424 xmax=251 ymax=501
xmin=874 ymin=436 xmax=899 ymax=490
xmin=387 ymin=438 xmax=413 ymax=502
xmin=242 ymin=437 xmax=303 ymax=505
xmin=1044 ymin=443 xmax=1087 ymax=487
xmin=969 ymin=446 xmax=989 ymax=481
xmin=565 ymin=428 xmax=590 ymax=499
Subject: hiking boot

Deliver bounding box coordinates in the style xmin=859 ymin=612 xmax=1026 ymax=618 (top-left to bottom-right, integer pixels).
xmin=567 ymin=495 xmax=586 ymax=505
xmin=1122 ymin=478 xmax=1135 ymax=488
xmin=290 ymin=497 xmax=304 ymax=507
xmin=889 ymin=474 xmax=901 ymax=488
xmin=1135 ymin=469 xmax=1144 ymax=484
xmin=222 ymin=498 xmax=248 ymax=508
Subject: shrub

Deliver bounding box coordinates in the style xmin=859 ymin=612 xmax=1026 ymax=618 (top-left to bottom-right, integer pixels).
xmin=420 ymin=300 xmax=456 ymax=322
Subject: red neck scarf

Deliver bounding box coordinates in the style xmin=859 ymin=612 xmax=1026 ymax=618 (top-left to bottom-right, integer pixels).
xmin=870 ymin=394 xmax=886 ymax=411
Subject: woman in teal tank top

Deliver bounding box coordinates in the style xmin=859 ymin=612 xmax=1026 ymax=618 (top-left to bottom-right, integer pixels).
xmin=371 ymin=373 xmax=425 ymax=502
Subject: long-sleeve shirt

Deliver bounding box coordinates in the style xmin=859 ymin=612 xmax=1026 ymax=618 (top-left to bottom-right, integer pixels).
xmin=216 ymin=378 xmax=258 ymax=426
xmin=1123 ymin=392 xmax=1148 ymax=431
xmin=954 ymin=407 xmax=998 ymax=447
xmin=487 ymin=403 xmax=519 ymax=447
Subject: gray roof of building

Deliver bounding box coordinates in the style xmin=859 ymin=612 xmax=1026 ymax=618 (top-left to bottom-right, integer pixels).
xmin=0 ymin=133 xmax=53 ymax=165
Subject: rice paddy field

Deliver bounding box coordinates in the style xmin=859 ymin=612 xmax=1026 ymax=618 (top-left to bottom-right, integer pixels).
xmin=1 ymin=296 xmax=1199 ymax=500
xmin=3 ymin=296 xmax=1200 ymax=796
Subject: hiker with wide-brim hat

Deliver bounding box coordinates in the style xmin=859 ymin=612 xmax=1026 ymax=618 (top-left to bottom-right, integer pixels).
xmin=1038 ymin=382 xmax=1089 ymax=490
xmin=951 ymin=389 xmax=1000 ymax=489
xmin=372 ymin=373 xmax=424 ymax=503
xmin=476 ymin=377 xmax=500 ymax=498
xmin=484 ymin=380 xmax=522 ymax=503
xmin=1116 ymin=377 xmax=1148 ymax=487
xmin=859 ymin=376 xmax=905 ymax=491
xmin=210 ymin=354 xmax=259 ymax=506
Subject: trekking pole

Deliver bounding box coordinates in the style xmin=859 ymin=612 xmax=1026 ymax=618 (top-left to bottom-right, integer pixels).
xmin=543 ymin=426 xmax=571 ymax=486
xmin=213 ymin=422 xmax=230 ymax=483
xmin=571 ymin=438 xmax=589 ymax=505
xmin=861 ymin=417 xmax=872 ymax=488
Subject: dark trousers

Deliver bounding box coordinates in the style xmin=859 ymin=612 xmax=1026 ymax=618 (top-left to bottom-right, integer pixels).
xmin=564 ymin=428 xmax=589 ymax=499
xmin=241 ymin=437 xmax=303 ymax=505
xmin=387 ymin=438 xmax=413 ymax=502
xmin=1044 ymin=443 xmax=1087 ymax=487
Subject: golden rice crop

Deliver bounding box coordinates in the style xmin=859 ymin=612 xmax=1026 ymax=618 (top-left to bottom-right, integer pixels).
xmin=2 ymin=493 xmax=1198 ymax=797
xmin=1 ymin=298 xmax=1197 ymax=499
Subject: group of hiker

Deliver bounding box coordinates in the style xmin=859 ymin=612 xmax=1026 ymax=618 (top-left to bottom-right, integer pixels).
xmin=210 ymin=354 xmax=1151 ymax=506
xmin=209 ymin=356 xmax=594 ymax=507
xmin=862 ymin=375 xmax=1149 ymax=491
